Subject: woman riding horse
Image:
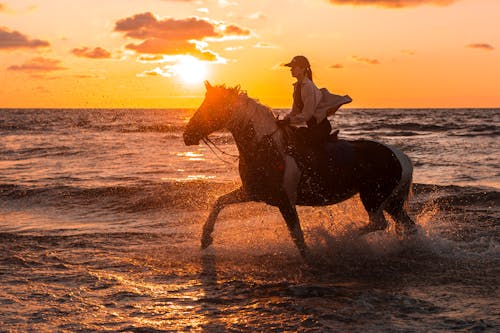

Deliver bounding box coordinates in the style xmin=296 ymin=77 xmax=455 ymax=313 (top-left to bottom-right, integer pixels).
xmin=279 ymin=55 xmax=352 ymax=177
xmin=183 ymin=82 xmax=417 ymax=259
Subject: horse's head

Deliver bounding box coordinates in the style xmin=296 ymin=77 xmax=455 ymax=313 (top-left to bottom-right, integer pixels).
xmin=183 ymin=81 xmax=240 ymax=146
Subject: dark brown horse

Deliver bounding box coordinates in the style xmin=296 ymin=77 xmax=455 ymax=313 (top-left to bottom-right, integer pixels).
xmin=183 ymin=82 xmax=416 ymax=258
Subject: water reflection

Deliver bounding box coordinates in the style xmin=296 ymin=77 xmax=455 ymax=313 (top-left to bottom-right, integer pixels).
xmin=177 ymin=151 xmax=205 ymax=161
xmin=199 ymin=253 xmax=227 ymax=332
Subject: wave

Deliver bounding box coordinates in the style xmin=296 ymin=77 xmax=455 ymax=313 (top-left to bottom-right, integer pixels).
xmin=0 ymin=121 xmax=186 ymax=134
xmin=447 ymin=125 xmax=500 ymax=137
xmin=119 ymin=124 xmax=186 ymax=133
xmin=0 ymin=181 xmax=238 ymax=213
xmin=2 ymin=109 xmax=498 ymax=146
xmin=0 ymin=109 xmax=191 ymax=134
xmin=72 ymin=122 xmax=186 ymax=134
xmin=4 ymin=119 xmax=496 ymax=137
xmin=412 ymin=183 xmax=499 ymax=206
xmin=349 ymin=122 xmax=498 ymax=137
xmin=2 ymin=181 xmax=498 ymax=214
xmin=2 ymin=146 xmax=80 ymax=159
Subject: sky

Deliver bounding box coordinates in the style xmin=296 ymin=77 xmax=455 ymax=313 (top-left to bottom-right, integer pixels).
xmin=0 ymin=0 xmax=498 ymax=108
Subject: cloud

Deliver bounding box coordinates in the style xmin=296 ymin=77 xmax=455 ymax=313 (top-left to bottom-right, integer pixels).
xmin=330 ymin=63 xmax=344 ymax=69
xmin=0 ymin=27 xmax=50 ymax=50
xmin=0 ymin=3 xmax=5 ymax=11
xmin=137 ymin=67 xmax=168 ymax=78
xmin=114 ymin=12 xmax=250 ymax=58
xmin=124 ymin=39 xmax=218 ymax=61
xmin=115 ymin=12 xmax=219 ymax=41
xmin=195 ymin=49 xmax=219 ymax=61
xmin=352 ymin=56 xmax=380 ymax=65
xmin=7 ymin=57 xmax=66 ymax=73
xmin=125 ymin=39 xmax=196 ymax=54
xmin=137 ymin=54 xmax=167 ymax=63
xmin=326 ymin=0 xmax=457 ymax=8
xmin=71 ymin=46 xmax=111 ymax=59
xmin=253 ymin=42 xmax=277 ymax=49
xmin=222 ymin=24 xmax=251 ymax=36
xmin=466 ymin=43 xmax=494 ymax=51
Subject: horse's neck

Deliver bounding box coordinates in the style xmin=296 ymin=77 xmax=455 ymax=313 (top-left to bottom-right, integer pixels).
xmin=226 ymin=95 xmax=277 ymax=142
xmin=226 ymin=95 xmax=285 ymax=161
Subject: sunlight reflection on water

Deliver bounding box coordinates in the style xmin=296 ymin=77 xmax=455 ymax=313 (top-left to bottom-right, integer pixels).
xmin=161 ymin=175 xmax=216 ymax=181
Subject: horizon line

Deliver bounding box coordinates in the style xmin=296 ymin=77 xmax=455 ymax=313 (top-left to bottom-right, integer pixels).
xmin=1 ymin=106 xmax=499 ymax=110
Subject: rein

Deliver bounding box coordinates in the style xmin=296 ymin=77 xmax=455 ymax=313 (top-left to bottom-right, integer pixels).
xmin=202 ymin=137 xmax=239 ymax=164
xmin=202 ymin=125 xmax=281 ymax=165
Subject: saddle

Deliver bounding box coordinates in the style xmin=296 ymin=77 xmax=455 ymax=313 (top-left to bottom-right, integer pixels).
xmin=284 ymin=126 xmax=340 ymax=173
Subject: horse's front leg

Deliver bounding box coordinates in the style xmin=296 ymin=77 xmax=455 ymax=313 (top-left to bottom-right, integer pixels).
xmin=201 ymin=187 xmax=249 ymax=249
xmin=278 ymin=203 xmax=308 ymax=259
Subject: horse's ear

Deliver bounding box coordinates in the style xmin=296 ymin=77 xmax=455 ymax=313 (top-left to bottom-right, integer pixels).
xmin=204 ymin=80 xmax=213 ymax=90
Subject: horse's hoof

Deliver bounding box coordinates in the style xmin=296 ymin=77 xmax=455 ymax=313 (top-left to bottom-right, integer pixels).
xmin=201 ymin=235 xmax=213 ymax=249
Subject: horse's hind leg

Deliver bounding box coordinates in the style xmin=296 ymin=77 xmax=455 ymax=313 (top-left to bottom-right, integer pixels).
xmin=385 ymin=185 xmax=417 ymax=236
xmin=358 ymin=188 xmax=389 ymax=234
xmin=360 ymin=209 xmax=388 ymax=234
xmin=389 ymin=207 xmax=417 ymax=236
xmin=201 ymin=187 xmax=249 ymax=249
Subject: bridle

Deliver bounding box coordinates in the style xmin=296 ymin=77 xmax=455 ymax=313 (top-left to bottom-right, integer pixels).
xmin=200 ymin=94 xmax=282 ymax=165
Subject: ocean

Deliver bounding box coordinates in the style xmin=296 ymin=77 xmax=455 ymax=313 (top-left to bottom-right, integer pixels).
xmin=0 ymin=108 xmax=498 ymax=332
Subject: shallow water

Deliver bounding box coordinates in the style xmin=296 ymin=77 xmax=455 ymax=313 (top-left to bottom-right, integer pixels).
xmin=1 ymin=184 xmax=498 ymax=332
xmin=0 ymin=108 xmax=499 ymax=331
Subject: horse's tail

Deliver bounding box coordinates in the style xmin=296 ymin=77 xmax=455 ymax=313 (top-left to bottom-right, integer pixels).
xmin=385 ymin=146 xmax=414 ymax=215
xmin=384 ymin=146 xmax=417 ymax=233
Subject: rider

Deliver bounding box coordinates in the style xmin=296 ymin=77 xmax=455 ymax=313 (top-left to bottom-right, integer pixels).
xmin=279 ymin=55 xmax=335 ymax=146
xmin=278 ymin=55 xmax=352 ymax=165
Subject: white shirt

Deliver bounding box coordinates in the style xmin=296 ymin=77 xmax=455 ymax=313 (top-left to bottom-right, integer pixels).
xmin=287 ymin=77 xmax=323 ymax=125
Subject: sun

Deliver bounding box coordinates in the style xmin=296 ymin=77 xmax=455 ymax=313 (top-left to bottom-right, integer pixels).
xmin=173 ymin=56 xmax=208 ymax=84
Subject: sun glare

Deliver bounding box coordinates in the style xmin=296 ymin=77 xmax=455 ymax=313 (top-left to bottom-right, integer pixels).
xmin=173 ymin=57 xmax=207 ymax=84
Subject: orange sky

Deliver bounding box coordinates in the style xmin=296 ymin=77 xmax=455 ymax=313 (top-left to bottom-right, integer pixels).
xmin=0 ymin=0 xmax=498 ymax=108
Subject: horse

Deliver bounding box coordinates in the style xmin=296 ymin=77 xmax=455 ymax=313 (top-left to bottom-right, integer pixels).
xmin=183 ymin=81 xmax=417 ymax=258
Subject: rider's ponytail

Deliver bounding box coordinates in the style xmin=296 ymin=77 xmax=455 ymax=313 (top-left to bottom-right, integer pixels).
xmin=305 ymin=66 xmax=313 ymax=81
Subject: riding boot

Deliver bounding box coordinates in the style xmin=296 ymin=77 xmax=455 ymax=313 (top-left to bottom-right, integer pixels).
xmin=307 ymin=118 xmax=334 ymax=192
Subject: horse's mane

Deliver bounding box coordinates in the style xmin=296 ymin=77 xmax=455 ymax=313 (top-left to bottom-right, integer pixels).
xmin=213 ymin=84 xmax=275 ymax=117
xmin=212 ymin=84 xmax=242 ymax=97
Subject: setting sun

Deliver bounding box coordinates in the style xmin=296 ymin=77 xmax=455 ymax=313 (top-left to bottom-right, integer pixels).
xmin=173 ymin=56 xmax=208 ymax=85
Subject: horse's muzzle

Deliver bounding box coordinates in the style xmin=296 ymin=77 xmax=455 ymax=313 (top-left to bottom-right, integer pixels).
xmin=183 ymin=131 xmax=201 ymax=146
